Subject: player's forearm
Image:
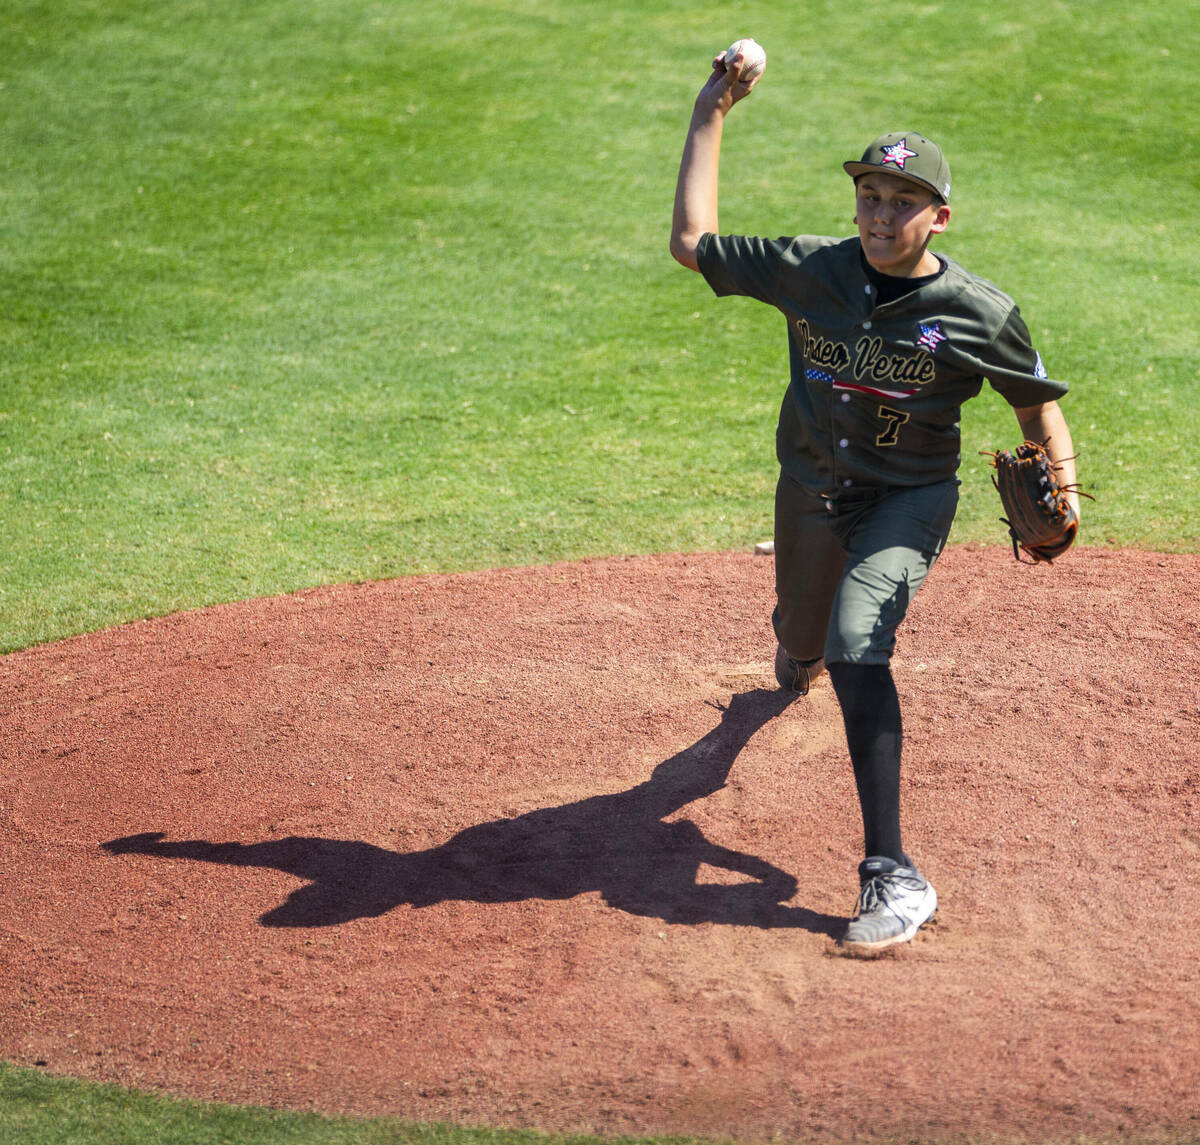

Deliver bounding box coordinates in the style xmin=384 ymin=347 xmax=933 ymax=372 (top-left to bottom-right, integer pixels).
xmin=670 ymin=106 xmax=724 ymax=271
xmin=1014 ymin=401 xmax=1081 ymax=518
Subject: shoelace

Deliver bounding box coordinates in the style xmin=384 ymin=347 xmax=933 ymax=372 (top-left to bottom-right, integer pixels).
xmin=856 ymin=871 xmax=924 ymax=916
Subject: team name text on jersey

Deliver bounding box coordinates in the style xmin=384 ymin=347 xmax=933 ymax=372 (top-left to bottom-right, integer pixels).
xmin=794 ymin=318 xmax=937 ymax=390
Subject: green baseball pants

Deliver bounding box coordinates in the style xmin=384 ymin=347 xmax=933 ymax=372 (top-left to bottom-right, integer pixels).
xmin=772 ymin=475 xmax=959 ymax=667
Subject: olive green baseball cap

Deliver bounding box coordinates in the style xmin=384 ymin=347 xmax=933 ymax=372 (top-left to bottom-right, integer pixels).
xmin=844 ymin=132 xmax=952 ymax=202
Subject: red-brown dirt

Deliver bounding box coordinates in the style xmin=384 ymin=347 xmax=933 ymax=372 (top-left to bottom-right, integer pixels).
xmin=2 ymin=545 xmax=1199 ymax=1142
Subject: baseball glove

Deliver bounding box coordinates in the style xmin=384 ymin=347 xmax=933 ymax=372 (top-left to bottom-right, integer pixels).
xmin=981 ymin=440 xmax=1087 ymax=564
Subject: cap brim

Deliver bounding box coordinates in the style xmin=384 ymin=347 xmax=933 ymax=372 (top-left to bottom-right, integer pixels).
xmin=843 ymin=161 xmax=942 ymax=198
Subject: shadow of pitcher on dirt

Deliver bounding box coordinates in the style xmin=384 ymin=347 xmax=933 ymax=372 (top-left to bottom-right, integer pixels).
xmin=102 ymin=688 xmax=842 ymax=936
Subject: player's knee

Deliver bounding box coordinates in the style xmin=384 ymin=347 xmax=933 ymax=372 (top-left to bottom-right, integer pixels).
xmin=822 ymin=635 xmax=894 ymax=668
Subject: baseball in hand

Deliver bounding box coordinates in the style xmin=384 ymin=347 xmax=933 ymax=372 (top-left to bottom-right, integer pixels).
xmin=724 ymin=38 xmax=766 ymax=83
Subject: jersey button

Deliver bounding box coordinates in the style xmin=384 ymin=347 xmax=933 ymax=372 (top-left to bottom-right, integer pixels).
xmin=843 ymin=479 xmax=853 ymax=487
xmin=839 ymin=438 xmax=849 ymax=448
xmin=863 ymin=320 xmax=872 ymax=330
xmin=840 ymin=393 xmax=851 ymax=403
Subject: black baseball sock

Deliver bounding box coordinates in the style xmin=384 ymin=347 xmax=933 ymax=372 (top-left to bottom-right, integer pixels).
xmin=826 ymin=661 xmax=906 ymax=866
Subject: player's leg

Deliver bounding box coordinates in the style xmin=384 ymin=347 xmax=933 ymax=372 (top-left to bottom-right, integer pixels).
xmin=825 ymin=477 xmax=958 ymax=668
xmin=823 ymin=480 xmax=958 ymax=950
xmin=827 ymin=661 xmax=905 ymax=859
xmin=771 ymin=474 xmax=844 ymax=693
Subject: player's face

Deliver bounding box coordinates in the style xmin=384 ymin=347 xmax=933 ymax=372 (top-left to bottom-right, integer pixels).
xmin=854 ymin=174 xmax=950 ymax=277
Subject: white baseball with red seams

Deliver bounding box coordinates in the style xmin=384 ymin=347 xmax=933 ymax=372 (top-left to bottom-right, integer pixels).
xmin=724 ymin=38 xmax=766 ymax=83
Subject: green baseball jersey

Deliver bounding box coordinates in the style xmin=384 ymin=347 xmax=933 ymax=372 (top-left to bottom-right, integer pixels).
xmin=697 ymin=233 xmax=1068 ymax=496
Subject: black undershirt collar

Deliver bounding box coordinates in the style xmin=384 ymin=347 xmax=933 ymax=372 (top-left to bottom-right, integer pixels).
xmin=861 ymin=250 xmax=946 ymax=306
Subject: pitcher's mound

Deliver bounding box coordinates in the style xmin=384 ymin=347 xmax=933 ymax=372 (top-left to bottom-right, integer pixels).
xmin=2 ymin=546 xmax=1198 ymax=1142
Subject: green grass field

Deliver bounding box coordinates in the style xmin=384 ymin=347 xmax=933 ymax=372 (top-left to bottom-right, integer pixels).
xmin=0 ymin=1061 xmax=669 ymax=1145
xmin=1 ymin=0 xmax=1197 ymax=1140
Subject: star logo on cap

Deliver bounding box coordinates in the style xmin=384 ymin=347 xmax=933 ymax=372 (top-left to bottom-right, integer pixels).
xmin=881 ymin=139 xmax=918 ymax=169
xmin=918 ymin=322 xmax=946 ymax=353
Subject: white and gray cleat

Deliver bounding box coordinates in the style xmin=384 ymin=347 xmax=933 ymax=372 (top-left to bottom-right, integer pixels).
xmin=841 ymin=855 xmax=937 ymax=953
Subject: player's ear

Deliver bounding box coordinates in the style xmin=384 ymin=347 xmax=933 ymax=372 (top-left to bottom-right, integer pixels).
xmin=929 ymin=203 xmax=951 ymax=233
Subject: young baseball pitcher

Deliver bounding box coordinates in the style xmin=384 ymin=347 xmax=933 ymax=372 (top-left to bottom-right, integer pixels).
xmin=670 ymin=45 xmax=1082 ymax=952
